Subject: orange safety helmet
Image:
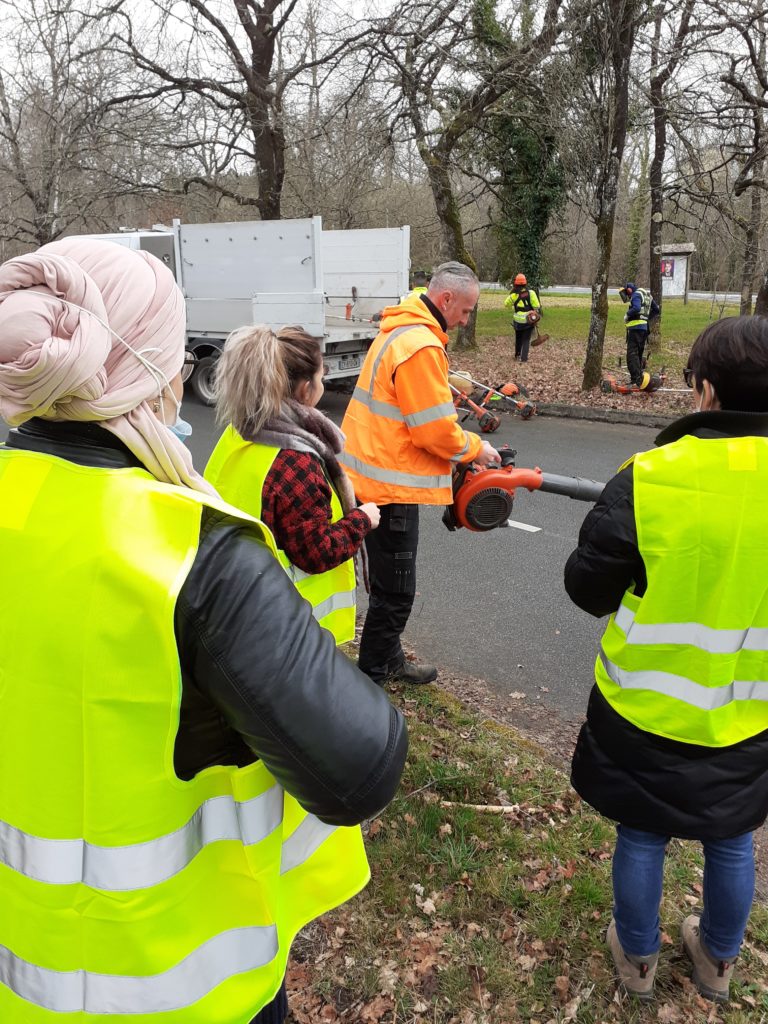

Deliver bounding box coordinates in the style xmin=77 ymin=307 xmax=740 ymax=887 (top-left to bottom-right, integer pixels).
xmin=513 ymin=273 xmax=527 ymax=286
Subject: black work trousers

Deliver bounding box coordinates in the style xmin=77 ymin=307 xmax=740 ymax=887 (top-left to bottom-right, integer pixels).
xmin=250 ymin=982 xmax=288 ymax=1024
xmin=358 ymin=503 xmax=419 ymax=684
xmin=514 ymin=325 xmax=534 ymax=361
xmin=626 ymin=327 xmax=648 ymax=385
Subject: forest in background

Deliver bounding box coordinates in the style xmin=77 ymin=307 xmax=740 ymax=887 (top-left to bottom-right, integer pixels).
xmin=1 ymin=0 xmax=766 ymax=381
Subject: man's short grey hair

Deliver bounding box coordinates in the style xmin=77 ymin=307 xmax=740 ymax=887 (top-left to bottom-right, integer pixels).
xmin=428 ymin=261 xmax=479 ymax=295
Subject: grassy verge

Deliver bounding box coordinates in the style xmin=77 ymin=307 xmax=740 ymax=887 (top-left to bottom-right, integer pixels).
xmin=474 ymin=293 xmax=741 ymax=385
xmin=477 ymin=292 xmax=741 ymax=345
xmin=287 ymin=686 xmax=768 ymax=1023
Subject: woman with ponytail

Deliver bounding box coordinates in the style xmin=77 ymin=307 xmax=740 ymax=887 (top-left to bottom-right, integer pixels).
xmin=206 ymin=324 xmax=379 ymax=645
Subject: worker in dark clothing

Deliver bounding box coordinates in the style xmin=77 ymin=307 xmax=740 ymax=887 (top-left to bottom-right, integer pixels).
xmin=565 ymin=315 xmax=768 ymax=1004
xmin=504 ymin=274 xmax=542 ymax=362
xmin=619 ymin=282 xmax=660 ymax=388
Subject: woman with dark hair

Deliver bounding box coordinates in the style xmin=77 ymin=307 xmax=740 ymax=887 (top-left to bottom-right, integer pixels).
xmin=206 ymin=324 xmax=379 ymax=646
xmin=565 ymin=316 xmax=768 ymax=1004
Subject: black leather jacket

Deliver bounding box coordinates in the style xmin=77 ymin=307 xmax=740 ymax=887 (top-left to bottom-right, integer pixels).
xmin=7 ymin=419 xmax=408 ymax=828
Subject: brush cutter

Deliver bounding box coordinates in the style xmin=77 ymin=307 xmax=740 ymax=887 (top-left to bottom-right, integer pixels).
xmin=600 ymin=361 xmax=690 ymax=396
xmin=600 ymin=371 xmax=664 ymax=394
xmin=449 ymin=371 xmax=537 ymax=423
xmin=525 ymin=312 xmax=550 ymax=347
xmin=442 ymin=446 xmax=605 ymax=532
xmin=449 ymin=380 xmax=501 ymax=432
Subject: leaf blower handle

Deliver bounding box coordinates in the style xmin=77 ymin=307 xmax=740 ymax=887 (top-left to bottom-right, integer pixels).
xmin=538 ymin=473 xmax=606 ymax=503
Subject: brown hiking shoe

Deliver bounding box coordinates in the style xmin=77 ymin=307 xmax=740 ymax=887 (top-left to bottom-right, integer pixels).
xmin=606 ymin=919 xmax=658 ymax=1002
xmin=682 ymin=915 xmax=736 ymax=1003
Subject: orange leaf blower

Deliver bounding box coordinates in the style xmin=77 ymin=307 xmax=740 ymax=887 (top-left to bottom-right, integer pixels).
xmin=443 ymin=447 xmax=606 ymax=531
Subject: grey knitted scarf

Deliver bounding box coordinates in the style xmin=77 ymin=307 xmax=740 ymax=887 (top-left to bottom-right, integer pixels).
xmin=247 ymin=399 xmax=356 ymax=515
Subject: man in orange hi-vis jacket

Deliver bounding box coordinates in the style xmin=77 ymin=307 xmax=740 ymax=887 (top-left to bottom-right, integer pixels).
xmin=340 ymin=261 xmax=500 ymax=686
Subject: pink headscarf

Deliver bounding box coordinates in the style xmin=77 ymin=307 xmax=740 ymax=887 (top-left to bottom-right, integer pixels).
xmin=0 ymin=237 xmax=214 ymax=494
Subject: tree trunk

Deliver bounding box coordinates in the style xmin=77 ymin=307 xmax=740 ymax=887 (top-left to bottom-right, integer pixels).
xmin=583 ymin=213 xmax=614 ymax=388
xmin=456 ymin=306 xmax=479 ymax=352
xmin=248 ymin=89 xmax=284 ymax=220
xmin=755 ymin=267 xmax=768 ymax=315
xmin=582 ymin=2 xmax=635 ymax=389
xmin=424 ymin=152 xmax=478 ymax=351
xmin=740 ymin=158 xmax=763 ymax=315
xmin=648 ymin=77 xmax=665 ymax=354
xmin=625 ymin=138 xmax=648 ymax=284
xmin=646 ymin=0 xmax=695 ymax=351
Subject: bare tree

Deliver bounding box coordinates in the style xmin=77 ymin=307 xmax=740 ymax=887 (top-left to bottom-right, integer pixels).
xmin=371 ymin=0 xmax=566 ymax=349
xmin=665 ymin=1 xmax=767 ymax=313
xmin=717 ymin=0 xmax=768 ymax=312
xmin=645 ymin=0 xmax=696 ymax=345
xmin=572 ymin=0 xmax=641 ymax=389
xmin=623 ymin=131 xmax=650 ymax=284
xmin=111 ymin=0 xmax=374 ymax=221
xmin=0 ymin=0 xmax=176 ymax=249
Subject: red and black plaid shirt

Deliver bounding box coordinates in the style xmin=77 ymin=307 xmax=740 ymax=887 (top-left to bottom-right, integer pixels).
xmin=261 ymin=450 xmax=371 ymax=574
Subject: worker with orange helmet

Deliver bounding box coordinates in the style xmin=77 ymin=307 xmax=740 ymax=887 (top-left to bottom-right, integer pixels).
xmin=504 ymin=273 xmax=542 ymax=362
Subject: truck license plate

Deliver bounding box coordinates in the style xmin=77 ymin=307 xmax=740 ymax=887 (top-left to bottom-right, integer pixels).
xmin=340 ymin=354 xmax=361 ymax=370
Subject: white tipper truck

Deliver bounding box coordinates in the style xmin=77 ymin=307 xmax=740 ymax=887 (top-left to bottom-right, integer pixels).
xmin=79 ymin=217 xmax=410 ymax=403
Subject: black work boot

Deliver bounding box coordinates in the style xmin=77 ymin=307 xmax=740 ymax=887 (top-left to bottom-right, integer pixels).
xmin=385 ymin=659 xmax=438 ymax=686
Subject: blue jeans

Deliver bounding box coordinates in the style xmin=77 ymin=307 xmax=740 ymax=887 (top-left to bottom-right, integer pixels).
xmin=612 ymin=825 xmax=755 ymax=960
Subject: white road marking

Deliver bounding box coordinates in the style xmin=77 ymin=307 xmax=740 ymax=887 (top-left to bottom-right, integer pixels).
xmin=505 ymin=519 xmax=542 ymax=533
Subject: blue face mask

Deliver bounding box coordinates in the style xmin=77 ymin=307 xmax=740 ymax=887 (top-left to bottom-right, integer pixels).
xmin=169 ymin=416 xmax=193 ymax=443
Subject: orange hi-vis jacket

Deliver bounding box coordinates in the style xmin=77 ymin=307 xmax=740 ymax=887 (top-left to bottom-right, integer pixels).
xmin=340 ymin=296 xmax=483 ymax=505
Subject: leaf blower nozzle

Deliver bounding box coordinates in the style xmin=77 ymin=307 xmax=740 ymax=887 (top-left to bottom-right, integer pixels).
xmin=443 ymin=453 xmax=606 ymax=532
xmin=538 ymin=473 xmax=606 ymax=503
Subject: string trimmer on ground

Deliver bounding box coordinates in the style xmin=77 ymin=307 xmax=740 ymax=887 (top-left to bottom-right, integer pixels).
xmin=448 ymin=371 xmax=537 ymax=430
xmin=600 ymin=360 xmax=690 ymax=396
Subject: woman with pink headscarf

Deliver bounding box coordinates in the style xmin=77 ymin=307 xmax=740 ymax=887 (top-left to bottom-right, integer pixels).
xmin=0 ymin=238 xmax=406 ymax=1024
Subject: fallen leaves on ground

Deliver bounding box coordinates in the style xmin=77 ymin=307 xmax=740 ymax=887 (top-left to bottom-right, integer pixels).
xmin=450 ymin=332 xmax=691 ymax=420
xmin=285 ymin=681 xmax=768 ymax=1023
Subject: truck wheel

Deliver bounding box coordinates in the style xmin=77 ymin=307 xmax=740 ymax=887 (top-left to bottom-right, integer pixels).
xmin=190 ymin=355 xmax=218 ymax=405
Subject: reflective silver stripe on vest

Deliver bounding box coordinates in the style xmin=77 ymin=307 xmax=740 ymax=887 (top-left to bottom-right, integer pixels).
xmin=352 ymin=387 xmax=455 ymax=429
xmin=614 ymin=603 xmax=768 ymax=654
xmin=287 ymin=563 xmax=312 ymax=584
xmin=313 ymin=590 xmax=356 ymax=622
xmin=338 ymin=452 xmax=451 ymax=491
xmin=367 ymin=325 xmax=421 ymax=398
xmin=0 ymin=787 xmax=284 ymax=891
xmin=404 ymin=401 xmax=456 ymax=428
xmin=599 ymin=651 xmax=768 ymax=709
xmin=281 ymin=814 xmax=336 ymax=874
xmin=0 ymin=925 xmax=278 ymax=1014
xmin=450 ymin=433 xmax=471 ymax=463
xmin=352 ymin=387 xmax=405 ymax=422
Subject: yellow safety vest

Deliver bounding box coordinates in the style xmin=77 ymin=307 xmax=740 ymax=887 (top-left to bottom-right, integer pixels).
xmin=0 ymin=447 xmax=369 ymax=1021
xmin=401 ymin=286 xmax=428 ymax=300
xmin=624 ymin=287 xmax=653 ymax=328
xmin=504 ymin=289 xmax=541 ymax=324
xmin=205 ymin=427 xmax=357 ymax=645
xmin=596 ymin=434 xmax=768 ymax=747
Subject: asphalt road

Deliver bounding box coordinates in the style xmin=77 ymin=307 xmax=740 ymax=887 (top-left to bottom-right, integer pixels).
xmin=0 ymin=393 xmax=659 ymax=723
